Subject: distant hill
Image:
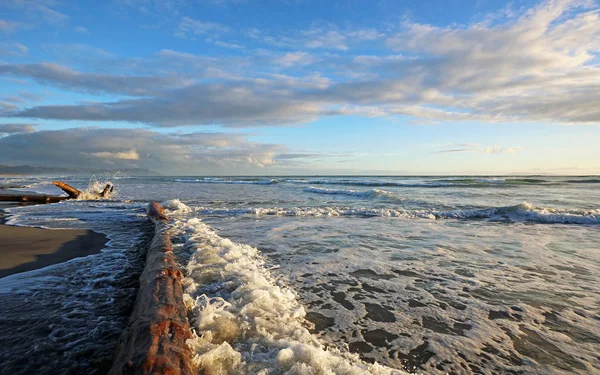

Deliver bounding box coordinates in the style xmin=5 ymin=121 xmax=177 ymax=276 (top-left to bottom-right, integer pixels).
xmin=0 ymin=164 xmax=160 ymax=176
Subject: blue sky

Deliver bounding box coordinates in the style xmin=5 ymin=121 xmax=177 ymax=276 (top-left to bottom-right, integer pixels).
xmin=0 ymin=0 xmax=598 ymax=175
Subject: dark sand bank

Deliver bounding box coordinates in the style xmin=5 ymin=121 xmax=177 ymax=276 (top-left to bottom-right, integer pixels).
xmin=0 ymin=204 xmax=107 ymax=278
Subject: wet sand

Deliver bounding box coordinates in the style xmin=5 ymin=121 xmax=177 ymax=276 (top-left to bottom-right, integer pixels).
xmin=0 ymin=204 xmax=107 ymax=278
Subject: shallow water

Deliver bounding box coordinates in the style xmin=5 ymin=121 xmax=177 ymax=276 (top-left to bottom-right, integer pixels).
xmin=1 ymin=175 xmax=599 ymax=374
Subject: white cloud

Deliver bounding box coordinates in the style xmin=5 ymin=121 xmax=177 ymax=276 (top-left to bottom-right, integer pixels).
xmin=213 ymin=40 xmax=243 ymax=49
xmin=0 ymin=43 xmax=28 ymax=56
xmin=74 ymin=26 xmax=88 ymax=34
xmin=0 ymin=19 xmax=23 ymax=33
xmin=434 ymin=144 xmax=523 ymax=154
xmin=346 ymin=28 xmax=384 ymax=41
xmin=89 ymin=149 xmax=140 ymax=160
xmin=383 ymin=0 xmax=600 ymax=123
xmin=115 ymin=0 xmax=188 ymax=15
xmin=0 ymin=62 xmax=194 ymax=95
xmin=249 ymin=24 xmax=381 ymax=51
xmin=6 ymin=0 xmax=69 ymax=27
xmin=276 ymin=52 xmax=315 ymax=67
xmin=303 ymin=29 xmax=348 ymax=51
xmin=0 ymin=123 xmax=38 ymax=134
xmin=176 ymin=17 xmax=231 ymax=38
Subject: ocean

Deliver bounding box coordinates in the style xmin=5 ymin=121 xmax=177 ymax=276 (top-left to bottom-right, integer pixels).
xmin=0 ymin=175 xmax=599 ymax=374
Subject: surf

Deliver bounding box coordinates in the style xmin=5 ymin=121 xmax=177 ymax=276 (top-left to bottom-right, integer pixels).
xmin=163 ymin=202 xmax=405 ymax=374
xmin=186 ymin=202 xmax=600 ymax=224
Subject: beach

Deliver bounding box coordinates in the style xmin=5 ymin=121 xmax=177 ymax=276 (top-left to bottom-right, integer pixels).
xmin=0 ymin=196 xmax=107 ymax=279
xmin=0 ymin=223 xmax=107 ymax=278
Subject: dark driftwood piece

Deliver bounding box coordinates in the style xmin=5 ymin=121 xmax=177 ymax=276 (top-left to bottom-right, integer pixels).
xmin=52 ymin=181 xmax=82 ymax=198
xmin=101 ymin=183 xmax=113 ymax=198
xmin=110 ymin=202 xmax=196 ymax=375
xmin=0 ymin=181 xmax=114 ymax=204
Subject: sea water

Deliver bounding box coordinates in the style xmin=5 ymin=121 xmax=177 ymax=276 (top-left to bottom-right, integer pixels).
xmin=0 ymin=176 xmax=599 ymax=374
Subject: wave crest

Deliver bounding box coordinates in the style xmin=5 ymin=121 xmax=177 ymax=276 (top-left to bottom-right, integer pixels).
xmin=304 ymin=186 xmax=399 ymax=200
xmin=190 ymin=203 xmax=600 ymax=224
xmin=175 ymin=178 xmax=277 ymax=185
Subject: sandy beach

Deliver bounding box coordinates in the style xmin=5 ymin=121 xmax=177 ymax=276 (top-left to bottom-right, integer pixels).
xmin=0 ymin=203 xmax=107 ymax=278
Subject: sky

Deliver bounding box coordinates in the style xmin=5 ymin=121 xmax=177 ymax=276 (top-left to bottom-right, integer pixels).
xmin=0 ymin=0 xmax=599 ymax=175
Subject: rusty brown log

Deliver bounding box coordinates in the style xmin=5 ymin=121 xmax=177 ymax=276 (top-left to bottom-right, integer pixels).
xmin=147 ymin=201 xmax=169 ymax=223
xmin=110 ymin=202 xmax=196 ymax=375
xmin=100 ymin=183 xmax=114 ymax=198
xmin=52 ymin=181 xmax=82 ymax=199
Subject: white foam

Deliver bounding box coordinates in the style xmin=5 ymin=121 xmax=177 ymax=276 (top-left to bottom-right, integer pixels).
xmin=304 ymin=186 xmax=400 ymax=200
xmin=189 ymin=202 xmax=600 ymax=224
xmin=193 ymin=206 xmax=437 ymax=219
xmin=175 ymin=178 xmax=277 ymax=185
xmin=75 ymin=180 xmax=114 ymax=200
xmin=287 ymin=178 xmax=456 ymax=188
xmin=161 ymin=199 xmax=193 ymax=214
xmin=170 ymin=218 xmax=405 ymax=374
xmin=439 ymin=202 xmax=600 ymax=224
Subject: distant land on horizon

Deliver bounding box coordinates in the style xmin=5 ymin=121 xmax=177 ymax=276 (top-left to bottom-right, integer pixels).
xmin=1 ymin=165 xmax=598 ymax=178
xmin=0 ymin=164 xmax=160 ymax=177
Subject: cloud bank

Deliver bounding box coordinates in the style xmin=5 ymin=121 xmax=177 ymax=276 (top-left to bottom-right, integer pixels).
xmin=0 ymin=127 xmax=294 ymax=174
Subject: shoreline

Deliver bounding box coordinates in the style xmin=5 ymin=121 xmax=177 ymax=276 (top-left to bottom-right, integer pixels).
xmin=0 ymin=202 xmax=108 ymax=279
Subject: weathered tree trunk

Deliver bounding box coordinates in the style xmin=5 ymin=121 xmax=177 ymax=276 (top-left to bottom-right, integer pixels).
xmin=109 ymin=202 xmax=197 ymax=375
xmin=1 ymin=181 xmax=114 ymax=204
xmin=101 ymin=184 xmax=113 ymax=198
xmin=52 ymin=181 xmax=82 ymax=198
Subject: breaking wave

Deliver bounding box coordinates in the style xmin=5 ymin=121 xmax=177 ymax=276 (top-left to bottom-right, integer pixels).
xmin=563 ymin=179 xmax=600 ymax=184
xmin=304 ymin=186 xmax=400 ymax=200
xmin=169 ymin=177 xmax=599 ymax=188
xmin=288 ymin=179 xmax=457 ymax=188
xmin=168 ymin=216 xmax=403 ymax=374
xmin=290 ymin=178 xmax=550 ymax=187
xmin=175 ymin=178 xmax=277 ymax=185
xmin=188 ymin=203 xmax=600 ymax=224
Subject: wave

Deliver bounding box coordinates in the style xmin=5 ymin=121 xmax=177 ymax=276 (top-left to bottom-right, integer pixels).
xmin=434 ymin=178 xmax=554 ymax=185
xmin=169 ymin=217 xmax=402 ymax=374
xmin=172 ymin=177 xmax=599 ymax=188
xmin=291 ymin=177 xmax=600 ymax=187
xmin=170 ymin=203 xmax=600 ymax=225
xmin=175 ymin=178 xmax=277 ymax=185
xmin=290 ymin=178 xmax=549 ymax=188
xmin=437 ymin=202 xmax=600 ymax=224
xmin=290 ymin=179 xmax=458 ymax=188
xmin=304 ymin=186 xmax=399 ymax=200
xmin=563 ymin=179 xmax=600 ymax=184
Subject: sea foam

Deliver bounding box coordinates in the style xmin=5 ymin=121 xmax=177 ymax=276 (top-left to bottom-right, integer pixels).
xmin=304 ymin=186 xmax=400 ymax=200
xmin=187 ymin=202 xmax=600 ymax=224
xmin=169 ymin=217 xmax=405 ymax=374
xmin=175 ymin=178 xmax=277 ymax=185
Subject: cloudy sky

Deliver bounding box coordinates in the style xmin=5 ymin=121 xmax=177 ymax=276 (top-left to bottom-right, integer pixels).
xmin=0 ymin=0 xmax=599 ymax=175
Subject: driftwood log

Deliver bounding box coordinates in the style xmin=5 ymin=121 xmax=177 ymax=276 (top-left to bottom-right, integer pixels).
xmin=52 ymin=181 xmax=82 ymax=198
xmin=0 ymin=181 xmax=113 ymax=203
xmin=109 ymin=202 xmax=197 ymax=375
